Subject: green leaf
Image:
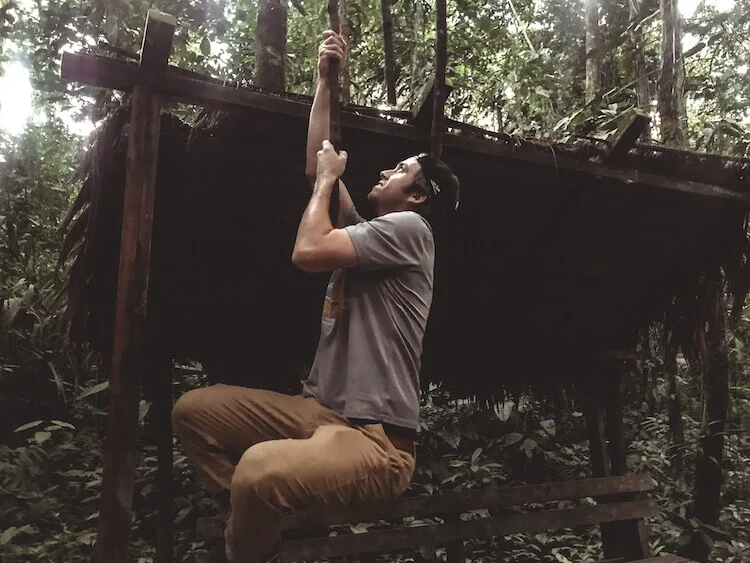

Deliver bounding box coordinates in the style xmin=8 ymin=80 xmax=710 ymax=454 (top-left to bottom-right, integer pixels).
xmin=504 ymin=432 xmax=524 ymax=447
xmin=200 ymin=36 xmax=211 ymax=56
xmin=14 ymin=420 xmax=43 ymax=432
xmin=540 ymin=419 xmax=556 ymax=436
xmin=349 ymin=523 xmax=370 ymax=534
xmin=471 ymin=448 xmax=482 ymax=464
xmin=50 ymin=420 xmax=76 ymax=429
xmin=0 ymin=525 xmax=34 ymax=546
xmin=78 ymin=381 xmax=109 ymax=400
xmin=34 ymin=431 xmax=52 ymax=444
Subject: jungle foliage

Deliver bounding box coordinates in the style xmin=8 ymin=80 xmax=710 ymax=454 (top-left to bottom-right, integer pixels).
xmin=1 ymin=0 xmax=750 ymax=561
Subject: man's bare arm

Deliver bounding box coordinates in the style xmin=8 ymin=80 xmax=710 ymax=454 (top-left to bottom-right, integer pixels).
xmin=294 ymin=141 xmax=358 ymax=273
xmin=306 ymin=31 xmax=356 ymax=227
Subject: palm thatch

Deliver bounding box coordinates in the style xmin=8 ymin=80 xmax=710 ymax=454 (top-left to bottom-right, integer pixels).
xmin=59 ymin=92 xmax=750 ymax=398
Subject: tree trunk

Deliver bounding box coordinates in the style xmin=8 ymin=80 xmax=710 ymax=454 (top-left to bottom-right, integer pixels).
xmin=585 ymin=0 xmax=601 ymax=104
xmin=665 ymin=337 xmax=685 ymax=477
xmin=658 ymin=0 xmax=687 ymax=147
xmin=431 ymin=0 xmax=447 ymax=157
xmin=380 ymin=0 xmax=397 ymax=105
xmin=339 ymin=0 xmax=351 ymax=105
xmin=628 ymin=0 xmax=651 ymax=138
xmin=687 ymin=286 xmax=730 ymax=562
xmin=255 ymin=0 xmax=287 ymax=92
xmin=410 ymin=0 xmax=423 ymax=110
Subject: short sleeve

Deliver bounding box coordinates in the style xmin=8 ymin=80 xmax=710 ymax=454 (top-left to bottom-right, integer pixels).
xmin=344 ymin=211 xmax=434 ymax=271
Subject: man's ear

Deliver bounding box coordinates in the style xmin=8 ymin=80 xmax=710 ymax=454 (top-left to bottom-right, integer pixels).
xmin=407 ymin=190 xmax=428 ymax=206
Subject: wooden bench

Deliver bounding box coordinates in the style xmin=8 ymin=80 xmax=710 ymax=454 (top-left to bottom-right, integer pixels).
xmin=197 ymin=474 xmax=697 ymax=562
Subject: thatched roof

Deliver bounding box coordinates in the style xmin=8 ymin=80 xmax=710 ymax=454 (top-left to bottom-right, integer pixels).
xmin=60 ymin=90 xmax=750 ymax=397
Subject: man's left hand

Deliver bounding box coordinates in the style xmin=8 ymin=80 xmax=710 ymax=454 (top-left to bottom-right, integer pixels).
xmin=317 ymin=140 xmax=347 ymax=181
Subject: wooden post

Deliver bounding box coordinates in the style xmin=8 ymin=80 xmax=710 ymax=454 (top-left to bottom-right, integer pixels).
xmin=581 ymin=378 xmax=619 ymax=559
xmin=155 ymin=353 xmax=175 ymax=563
xmin=431 ymin=0 xmax=447 ymax=157
xmin=602 ymin=360 xmax=650 ymax=559
xmin=445 ymin=513 xmax=465 ymax=563
xmin=94 ymin=10 xmax=175 ymax=563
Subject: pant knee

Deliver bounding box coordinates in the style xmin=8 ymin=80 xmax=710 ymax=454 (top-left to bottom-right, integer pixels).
xmin=172 ymin=388 xmax=209 ymax=436
xmin=231 ymin=444 xmax=288 ymax=507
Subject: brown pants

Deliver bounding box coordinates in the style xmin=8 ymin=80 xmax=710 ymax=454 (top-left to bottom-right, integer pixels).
xmin=172 ymin=385 xmax=416 ymax=562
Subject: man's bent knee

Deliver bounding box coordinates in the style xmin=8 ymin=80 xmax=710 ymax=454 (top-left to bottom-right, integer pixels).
xmin=231 ymin=443 xmax=291 ymax=509
xmin=172 ymin=387 xmax=211 ymax=434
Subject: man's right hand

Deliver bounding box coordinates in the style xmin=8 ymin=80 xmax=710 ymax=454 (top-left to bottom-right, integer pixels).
xmin=317 ymin=30 xmax=347 ymax=81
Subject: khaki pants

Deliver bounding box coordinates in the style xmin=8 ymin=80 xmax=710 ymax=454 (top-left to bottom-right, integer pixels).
xmin=172 ymin=385 xmax=416 ymax=562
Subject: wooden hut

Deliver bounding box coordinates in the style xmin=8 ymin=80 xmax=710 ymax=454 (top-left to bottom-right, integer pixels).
xmin=58 ymin=9 xmax=750 ymax=563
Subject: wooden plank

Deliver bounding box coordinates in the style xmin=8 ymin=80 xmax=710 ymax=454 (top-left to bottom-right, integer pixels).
xmin=94 ymin=10 xmax=174 ymax=563
xmin=278 ymin=500 xmax=656 ymax=562
xmin=59 ymin=52 xmax=750 ymax=204
xmin=60 ymin=51 xmax=424 ymax=141
xmin=441 ymin=131 xmax=750 ymax=204
xmin=605 ymin=109 xmax=650 ymax=163
xmin=281 ymin=474 xmax=654 ymax=530
xmin=630 ymin=556 xmax=695 ymax=563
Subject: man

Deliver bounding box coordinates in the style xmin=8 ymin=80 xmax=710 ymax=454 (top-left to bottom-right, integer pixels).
xmin=172 ymin=31 xmax=459 ymax=563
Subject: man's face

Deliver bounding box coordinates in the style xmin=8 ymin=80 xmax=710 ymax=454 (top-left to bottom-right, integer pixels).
xmin=367 ymin=156 xmax=426 ymax=215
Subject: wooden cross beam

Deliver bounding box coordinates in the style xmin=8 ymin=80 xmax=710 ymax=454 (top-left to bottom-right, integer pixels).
xmin=94 ymin=10 xmax=175 ymax=563
xmin=61 ymin=50 xmax=750 ymax=204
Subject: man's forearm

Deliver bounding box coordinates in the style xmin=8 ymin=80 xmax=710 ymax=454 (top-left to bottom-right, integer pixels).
xmin=306 ymin=79 xmax=330 ymax=181
xmin=294 ymin=174 xmax=336 ymax=256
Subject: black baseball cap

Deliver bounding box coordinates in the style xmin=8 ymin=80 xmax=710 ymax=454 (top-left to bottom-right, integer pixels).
xmin=415 ymin=153 xmax=460 ymax=217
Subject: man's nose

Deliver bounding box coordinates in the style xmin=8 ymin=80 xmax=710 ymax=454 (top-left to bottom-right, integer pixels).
xmin=380 ymin=170 xmax=389 ymax=180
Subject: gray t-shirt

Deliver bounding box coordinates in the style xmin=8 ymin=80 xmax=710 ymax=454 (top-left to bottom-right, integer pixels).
xmin=301 ymin=208 xmax=435 ymax=431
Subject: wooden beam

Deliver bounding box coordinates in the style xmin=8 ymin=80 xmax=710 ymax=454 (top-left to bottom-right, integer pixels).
xmin=605 ymin=108 xmax=650 ymax=162
xmin=281 ymin=474 xmax=654 ymax=530
xmin=60 ymin=51 xmax=424 ymax=141
xmin=278 ymin=500 xmax=656 ymax=562
xmin=444 ymin=132 xmax=750 ymax=203
xmin=59 ymin=52 xmax=750 ymax=204
xmin=94 ymin=10 xmax=175 ymax=563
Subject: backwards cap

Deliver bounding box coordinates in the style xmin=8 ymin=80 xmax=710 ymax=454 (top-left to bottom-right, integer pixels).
xmin=415 ymin=153 xmax=460 ymax=214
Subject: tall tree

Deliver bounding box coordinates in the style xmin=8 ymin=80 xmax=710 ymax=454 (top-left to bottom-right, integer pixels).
xmin=380 ymin=0 xmax=397 ymax=105
xmin=628 ymin=0 xmax=651 ymax=138
xmin=657 ymin=0 xmax=687 ymax=146
xmin=585 ymin=0 xmax=601 ymax=103
xmin=687 ymin=283 xmax=731 ymax=562
xmin=665 ymin=335 xmax=685 ymax=477
xmin=340 ymin=0 xmax=351 ymax=105
xmin=255 ymin=0 xmax=288 ymax=91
